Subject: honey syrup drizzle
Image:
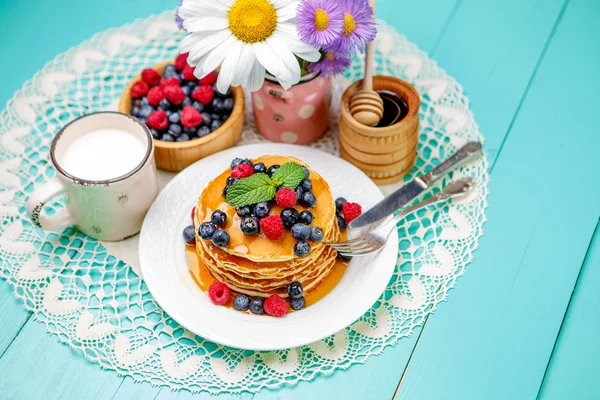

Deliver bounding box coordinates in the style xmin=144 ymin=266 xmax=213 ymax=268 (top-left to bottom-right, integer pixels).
xmin=186 ymin=245 xmax=347 ymax=310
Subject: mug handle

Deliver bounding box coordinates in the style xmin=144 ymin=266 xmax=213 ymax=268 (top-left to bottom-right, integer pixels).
xmin=26 ymin=177 xmax=76 ymax=231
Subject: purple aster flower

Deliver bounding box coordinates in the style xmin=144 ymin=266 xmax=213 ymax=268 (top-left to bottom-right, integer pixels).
xmin=297 ymin=0 xmax=345 ymax=48
xmin=175 ymin=0 xmax=184 ymax=31
xmin=308 ymin=52 xmax=351 ymax=77
xmin=328 ymin=0 xmax=377 ymax=55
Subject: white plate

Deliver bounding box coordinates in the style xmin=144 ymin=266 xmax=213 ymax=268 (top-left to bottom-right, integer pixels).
xmin=139 ymin=144 xmax=398 ymax=351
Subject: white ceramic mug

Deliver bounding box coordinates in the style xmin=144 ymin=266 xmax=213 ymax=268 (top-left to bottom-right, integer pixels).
xmin=26 ymin=112 xmax=159 ymax=241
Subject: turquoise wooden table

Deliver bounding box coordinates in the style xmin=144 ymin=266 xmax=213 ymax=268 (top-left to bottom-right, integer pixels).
xmin=1 ymin=0 xmax=599 ymax=398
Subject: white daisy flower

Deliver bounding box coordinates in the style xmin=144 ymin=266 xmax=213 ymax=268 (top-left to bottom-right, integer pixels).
xmin=178 ymin=0 xmax=321 ymax=93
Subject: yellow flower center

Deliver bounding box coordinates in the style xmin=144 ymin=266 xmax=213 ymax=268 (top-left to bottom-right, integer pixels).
xmin=228 ymin=0 xmax=277 ymax=43
xmin=314 ymin=9 xmax=330 ymax=31
xmin=343 ymin=13 xmax=356 ymax=36
xmin=326 ymin=52 xmax=335 ymax=61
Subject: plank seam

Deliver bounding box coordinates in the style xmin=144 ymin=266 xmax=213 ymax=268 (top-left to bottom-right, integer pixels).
xmin=0 ymin=313 xmax=33 ymax=359
xmin=429 ymin=0 xmax=463 ymax=56
xmin=490 ymin=0 xmax=570 ymax=173
xmin=536 ymin=218 xmax=600 ymax=400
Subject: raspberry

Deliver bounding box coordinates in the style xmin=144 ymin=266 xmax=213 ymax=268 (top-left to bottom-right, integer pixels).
xmin=146 ymin=110 xmax=168 ymax=130
xmin=175 ymin=52 xmax=189 ymax=71
xmin=191 ymin=206 xmax=196 ymax=220
xmin=182 ymin=65 xmax=196 ymax=81
xmin=180 ymin=105 xmax=202 ymax=128
xmin=275 ymin=188 xmax=297 ymax=208
xmin=263 ymin=295 xmax=288 ymax=317
xmin=147 ymin=86 xmax=165 ymax=106
xmin=164 ymin=85 xmax=185 ymax=105
xmin=231 ymin=163 xmax=254 ymax=179
xmin=141 ymin=68 xmax=161 ymax=87
xmin=159 ymin=77 xmax=180 ymax=89
xmin=208 ymin=282 xmax=230 ymax=305
xmin=342 ymin=202 xmax=362 ymax=223
xmin=199 ymin=71 xmax=218 ymax=85
xmin=260 ymin=215 xmax=283 ymax=240
xmin=130 ymin=81 xmax=149 ymax=98
xmin=192 ymin=85 xmax=215 ymax=105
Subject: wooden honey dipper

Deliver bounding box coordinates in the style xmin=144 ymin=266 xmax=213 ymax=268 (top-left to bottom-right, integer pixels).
xmin=349 ymin=0 xmax=383 ymax=126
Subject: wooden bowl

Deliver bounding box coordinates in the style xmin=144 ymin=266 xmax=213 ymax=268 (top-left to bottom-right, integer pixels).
xmin=119 ymin=61 xmax=245 ymax=172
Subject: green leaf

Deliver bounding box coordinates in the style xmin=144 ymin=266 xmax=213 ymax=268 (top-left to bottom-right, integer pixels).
xmin=271 ymin=162 xmax=305 ymax=189
xmin=226 ymin=173 xmax=276 ymax=207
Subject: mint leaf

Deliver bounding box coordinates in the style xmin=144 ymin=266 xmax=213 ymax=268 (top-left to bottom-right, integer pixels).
xmin=226 ymin=173 xmax=276 ymax=207
xmin=271 ymin=162 xmax=305 ymax=189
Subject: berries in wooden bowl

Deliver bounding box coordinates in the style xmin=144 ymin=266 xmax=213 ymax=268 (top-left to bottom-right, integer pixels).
xmin=119 ymin=53 xmax=245 ymax=172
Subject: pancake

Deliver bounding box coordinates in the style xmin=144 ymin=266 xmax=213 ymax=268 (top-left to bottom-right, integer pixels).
xmin=193 ymin=155 xmax=341 ymax=298
xmin=195 ymin=156 xmax=336 ymax=263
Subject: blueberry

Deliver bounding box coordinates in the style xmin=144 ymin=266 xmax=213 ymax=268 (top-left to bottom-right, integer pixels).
xmin=150 ymin=129 xmax=160 ymax=139
xmin=301 ymin=165 xmax=310 ymax=179
xmin=310 ymin=226 xmax=324 ymax=242
xmin=211 ymin=210 xmax=227 ymax=226
xmin=294 ymin=240 xmax=311 ymax=257
xmin=287 ymin=282 xmax=303 ymax=299
xmin=132 ymin=106 xmax=141 ymax=117
xmin=227 ymin=177 xmax=239 ymax=187
xmin=169 ymin=112 xmax=181 ymax=124
xmin=211 ymin=98 xmax=225 ymax=113
xmin=253 ymin=202 xmax=270 ymax=218
xmin=183 ymin=225 xmax=196 ymax=245
xmin=200 ymin=112 xmax=212 ymax=127
xmin=222 ymin=185 xmax=229 ymax=198
xmin=139 ymin=105 xmax=154 ymax=118
xmin=163 ymin=64 xmax=177 ymax=78
xmin=298 ymin=210 xmax=314 ymax=225
xmin=253 ymin=162 xmax=267 ymax=174
xmin=181 ymin=86 xmax=191 ymax=97
xmin=186 ymin=80 xmax=197 ymax=89
xmin=223 ymin=97 xmax=234 ymax=113
xmin=222 ymin=114 xmax=230 ymax=123
xmin=240 ymin=216 xmax=259 ymax=235
xmin=280 ymin=208 xmax=299 ymax=228
xmin=211 ymin=120 xmax=223 ymax=132
xmin=337 ymin=214 xmax=347 ymax=231
xmin=231 ymin=158 xmax=252 ymax=169
xmin=301 ymin=191 xmax=317 ymax=207
xmin=141 ymin=97 xmax=149 ymax=106
xmin=267 ymin=164 xmax=280 ymax=177
xmin=300 ymin=179 xmax=313 ymax=191
xmin=198 ymin=126 xmax=211 ymax=137
xmin=182 ymin=97 xmax=192 ymax=108
xmin=168 ymin=124 xmax=182 ymax=136
xmin=198 ymin=222 xmax=216 ymax=239
xmin=337 ymin=252 xmax=353 ymax=262
xmin=233 ymin=294 xmax=250 ymax=311
xmin=159 ymin=98 xmax=171 ymax=110
xmin=183 ymin=127 xmax=198 ymax=137
xmin=291 ymin=223 xmax=311 ymax=240
xmin=211 ymin=113 xmax=221 ymax=122
xmin=236 ymin=206 xmax=251 ymax=217
xmin=133 ymin=99 xmax=143 ymax=108
xmin=211 ymin=229 xmax=230 ymax=247
xmin=175 ymin=133 xmax=190 ymax=142
xmin=290 ymin=296 xmax=306 ymax=310
xmin=165 ymin=110 xmax=173 ymax=117
xmin=335 ymin=197 xmax=347 ymax=211
xmin=161 ymin=133 xmax=175 ymax=142
xmin=249 ymin=297 xmax=264 ymax=314
xmin=295 ymin=186 xmax=304 ymax=200
xmin=192 ymin=101 xmax=205 ymax=113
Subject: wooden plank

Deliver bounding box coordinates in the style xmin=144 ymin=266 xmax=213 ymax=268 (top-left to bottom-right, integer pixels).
xmin=538 ymin=222 xmax=600 ymax=400
xmin=397 ymin=1 xmax=600 ymax=399
xmin=0 ymin=287 xmax=31 ymax=355
xmin=0 ymin=320 xmax=122 ymax=399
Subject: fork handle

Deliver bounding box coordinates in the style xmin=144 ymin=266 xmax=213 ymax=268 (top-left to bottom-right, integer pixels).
xmin=383 ymin=177 xmax=475 ymax=238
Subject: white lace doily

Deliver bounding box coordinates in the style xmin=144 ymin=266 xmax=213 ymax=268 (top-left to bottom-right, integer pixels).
xmin=0 ymin=11 xmax=489 ymax=394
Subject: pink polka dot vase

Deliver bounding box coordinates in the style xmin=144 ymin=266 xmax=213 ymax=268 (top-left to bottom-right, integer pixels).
xmin=252 ymin=72 xmax=331 ymax=144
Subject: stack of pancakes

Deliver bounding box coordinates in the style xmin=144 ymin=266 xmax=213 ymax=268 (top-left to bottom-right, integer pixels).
xmin=193 ymin=155 xmax=341 ymax=298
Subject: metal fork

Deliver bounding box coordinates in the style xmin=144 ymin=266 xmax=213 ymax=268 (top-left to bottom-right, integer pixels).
xmin=328 ymin=177 xmax=475 ymax=257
